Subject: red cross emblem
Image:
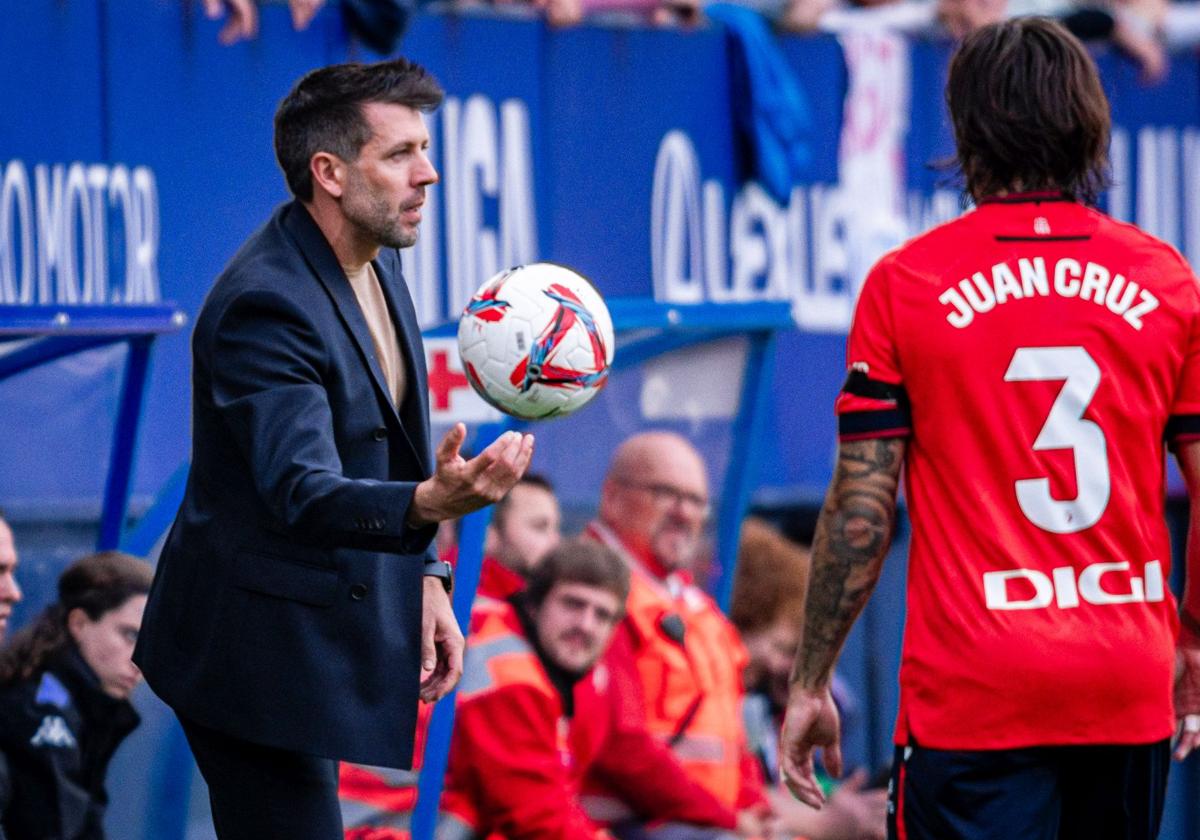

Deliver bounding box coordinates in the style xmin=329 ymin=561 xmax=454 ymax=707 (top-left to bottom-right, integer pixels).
xmin=428 ymin=349 xmax=470 ymax=411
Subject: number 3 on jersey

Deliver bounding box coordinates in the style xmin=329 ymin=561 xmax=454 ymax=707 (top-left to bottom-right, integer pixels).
xmin=1004 ymin=346 xmax=1111 ymax=534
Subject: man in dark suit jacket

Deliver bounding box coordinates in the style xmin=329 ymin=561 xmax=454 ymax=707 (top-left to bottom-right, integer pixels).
xmin=133 ymin=58 xmax=534 ymax=839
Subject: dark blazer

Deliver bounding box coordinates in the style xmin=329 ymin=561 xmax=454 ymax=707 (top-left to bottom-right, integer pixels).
xmin=134 ymin=201 xmax=438 ymax=769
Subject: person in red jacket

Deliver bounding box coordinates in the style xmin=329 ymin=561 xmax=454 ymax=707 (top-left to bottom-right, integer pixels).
xmin=438 ymin=538 xmax=737 ymax=840
xmin=342 ymin=481 xmax=734 ymax=839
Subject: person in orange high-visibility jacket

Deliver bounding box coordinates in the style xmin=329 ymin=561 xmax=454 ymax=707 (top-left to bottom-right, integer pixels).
xmin=582 ymin=433 xmax=769 ymax=837
xmin=438 ymin=539 xmax=738 ymax=840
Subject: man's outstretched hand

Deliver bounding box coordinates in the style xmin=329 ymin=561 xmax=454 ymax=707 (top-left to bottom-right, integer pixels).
xmin=780 ymin=685 xmax=843 ymax=809
xmin=408 ymin=424 xmax=535 ymax=527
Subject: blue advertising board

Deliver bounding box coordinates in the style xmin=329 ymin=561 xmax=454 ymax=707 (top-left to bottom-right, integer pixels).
xmin=6 ymin=4 xmax=1200 ymax=517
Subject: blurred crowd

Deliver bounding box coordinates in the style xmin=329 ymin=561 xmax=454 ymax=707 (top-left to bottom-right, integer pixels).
xmin=0 ymin=430 xmax=890 ymax=840
xmin=206 ymin=0 xmax=1200 ymax=80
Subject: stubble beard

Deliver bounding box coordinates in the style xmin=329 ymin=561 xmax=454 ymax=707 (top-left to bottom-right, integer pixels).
xmin=382 ymin=218 xmax=418 ymax=250
xmin=343 ymin=177 xmax=419 ymax=250
xmin=351 ymin=197 xmax=417 ymax=250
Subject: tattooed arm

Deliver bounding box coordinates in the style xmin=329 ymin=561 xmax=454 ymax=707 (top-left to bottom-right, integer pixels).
xmin=796 ymin=436 xmax=905 ymax=690
xmin=779 ymin=436 xmax=906 ymax=808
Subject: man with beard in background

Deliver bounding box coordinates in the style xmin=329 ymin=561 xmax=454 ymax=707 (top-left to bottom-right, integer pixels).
xmin=585 ymin=432 xmax=768 ymax=839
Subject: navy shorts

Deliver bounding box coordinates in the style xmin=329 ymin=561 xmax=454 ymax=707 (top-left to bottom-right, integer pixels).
xmin=886 ymin=739 xmax=1171 ymax=840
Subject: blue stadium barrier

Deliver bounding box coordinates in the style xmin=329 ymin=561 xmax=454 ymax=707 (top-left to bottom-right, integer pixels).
xmin=0 ymin=305 xmax=185 ymax=552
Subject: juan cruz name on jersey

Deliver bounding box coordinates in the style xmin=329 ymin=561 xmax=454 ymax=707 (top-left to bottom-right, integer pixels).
xmin=938 ymin=257 xmax=1159 ymax=330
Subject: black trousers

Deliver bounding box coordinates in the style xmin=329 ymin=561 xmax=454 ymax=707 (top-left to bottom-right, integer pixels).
xmin=180 ymin=716 xmax=342 ymax=839
xmin=887 ymin=740 xmax=1171 ymax=840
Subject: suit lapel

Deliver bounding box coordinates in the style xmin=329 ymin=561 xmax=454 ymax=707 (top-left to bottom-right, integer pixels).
xmin=282 ymin=204 xmax=430 ymax=471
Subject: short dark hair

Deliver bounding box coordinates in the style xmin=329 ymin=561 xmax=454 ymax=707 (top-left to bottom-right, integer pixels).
xmin=274 ymin=58 xmax=444 ymax=201
xmin=946 ymin=18 xmax=1110 ymax=204
xmin=492 ymin=473 xmax=555 ymax=530
xmin=524 ymin=539 xmax=630 ymax=612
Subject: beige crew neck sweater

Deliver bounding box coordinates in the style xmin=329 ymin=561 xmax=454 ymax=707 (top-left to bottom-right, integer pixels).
xmin=343 ymin=261 xmax=407 ymax=409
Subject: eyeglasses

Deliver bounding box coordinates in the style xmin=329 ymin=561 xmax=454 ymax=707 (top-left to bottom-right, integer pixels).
xmin=617 ymin=479 xmax=711 ymax=518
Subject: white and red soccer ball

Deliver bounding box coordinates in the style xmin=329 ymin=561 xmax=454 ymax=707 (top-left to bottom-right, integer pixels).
xmin=457 ymin=263 xmax=615 ymax=420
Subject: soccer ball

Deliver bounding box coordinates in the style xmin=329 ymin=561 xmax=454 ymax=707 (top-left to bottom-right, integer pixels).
xmin=457 ymin=263 xmax=615 ymax=420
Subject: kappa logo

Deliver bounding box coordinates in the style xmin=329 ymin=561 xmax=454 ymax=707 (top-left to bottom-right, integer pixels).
xmin=30 ymin=714 xmax=77 ymax=749
xmin=1034 ymin=216 xmax=1052 ymax=235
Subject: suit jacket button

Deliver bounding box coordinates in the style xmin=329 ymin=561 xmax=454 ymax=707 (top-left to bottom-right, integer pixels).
xmin=350 ymin=583 xmax=369 ymax=601
xmin=372 ymin=427 xmax=387 ymax=441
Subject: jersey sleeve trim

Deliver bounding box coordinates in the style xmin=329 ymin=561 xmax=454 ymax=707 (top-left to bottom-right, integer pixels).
xmin=1166 ymin=414 xmax=1200 ymax=444
xmin=837 ymin=371 xmax=911 ymax=440
xmin=842 ymin=369 xmax=905 ymax=402
xmin=838 ymin=409 xmax=912 ymax=440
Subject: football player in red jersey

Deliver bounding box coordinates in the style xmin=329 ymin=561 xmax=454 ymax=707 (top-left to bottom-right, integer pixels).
xmin=780 ymin=17 xmax=1200 ymax=840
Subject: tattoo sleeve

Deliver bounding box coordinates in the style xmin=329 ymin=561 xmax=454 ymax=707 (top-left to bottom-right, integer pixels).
xmin=791 ymin=436 xmax=906 ymax=691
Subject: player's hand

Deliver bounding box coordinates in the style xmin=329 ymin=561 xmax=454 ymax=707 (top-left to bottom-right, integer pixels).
xmin=1173 ymin=636 xmax=1200 ymax=759
xmin=780 ymin=685 xmax=842 ymax=809
xmin=419 ymin=576 xmax=464 ymax=702
xmin=408 ymin=424 xmax=535 ymax=526
xmin=202 ymin=0 xmax=259 ymax=45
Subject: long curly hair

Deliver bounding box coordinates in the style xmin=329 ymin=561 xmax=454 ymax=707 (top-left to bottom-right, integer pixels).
xmin=0 ymin=551 xmax=153 ymax=686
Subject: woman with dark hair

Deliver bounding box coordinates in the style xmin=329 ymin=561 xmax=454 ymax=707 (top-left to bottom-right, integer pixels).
xmin=0 ymin=551 xmax=153 ymax=840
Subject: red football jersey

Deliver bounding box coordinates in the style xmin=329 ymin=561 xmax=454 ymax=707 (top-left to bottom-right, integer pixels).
xmin=836 ymin=193 xmax=1200 ymax=749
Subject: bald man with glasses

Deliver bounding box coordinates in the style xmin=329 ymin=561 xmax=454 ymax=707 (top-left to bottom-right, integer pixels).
xmin=583 ymin=432 xmax=767 ymax=840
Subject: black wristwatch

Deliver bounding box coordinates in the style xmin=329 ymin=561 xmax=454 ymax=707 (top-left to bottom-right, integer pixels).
xmin=423 ymin=560 xmax=454 ymax=594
